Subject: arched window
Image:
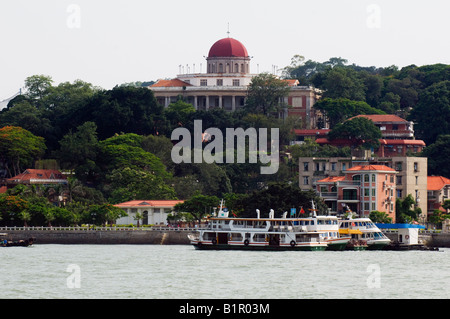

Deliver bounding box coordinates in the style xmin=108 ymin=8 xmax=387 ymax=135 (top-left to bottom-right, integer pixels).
xmin=219 ymin=63 xmax=223 ymax=73
xmin=235 ymin=63 xmax=239 ymax=73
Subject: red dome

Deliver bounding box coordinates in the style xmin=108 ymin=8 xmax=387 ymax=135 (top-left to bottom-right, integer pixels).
xmin=208 ymin=38 xmax=249 ymax=58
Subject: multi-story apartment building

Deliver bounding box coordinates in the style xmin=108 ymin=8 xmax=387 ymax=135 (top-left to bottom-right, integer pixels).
xmin=314 ymin=165 xmax=397 ymax=221
xmin=299 ymin=156 xmax=428 ymax=220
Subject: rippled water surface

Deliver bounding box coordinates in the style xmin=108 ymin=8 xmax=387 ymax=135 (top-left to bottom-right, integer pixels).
xmin=1 ymin=244 xmax=449 ymax=299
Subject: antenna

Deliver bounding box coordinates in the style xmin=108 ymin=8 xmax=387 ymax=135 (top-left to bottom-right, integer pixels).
xmin=227 ymin=23 xmax=230 ymax=37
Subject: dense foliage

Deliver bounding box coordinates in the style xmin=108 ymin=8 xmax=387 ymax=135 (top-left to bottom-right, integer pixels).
xmin=0 ymin=58 xmax=448 ymax=225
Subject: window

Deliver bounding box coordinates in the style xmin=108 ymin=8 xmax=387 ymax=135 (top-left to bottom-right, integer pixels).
xmin=331 ymin=163 xmax=336 ymax=171
xmin=232 ymin=79 xmax=240 ymax=86
xmin=364 ymin=189 xmax=370 ymax=197
xmin=415 ymin=176 xmax=418 ymax=185
xmin=396 ymin=162 xmax=403 ymax=171
xmin=303 ymin=176 xmax=309 ymax=185
xmin=414 ymin=162 xmax=419 ymax=172
xmin=397 ymin=189 xmax=403 ymax=198
xmin=364 ymin=174 xmax=369 ymax=182
xmin=216 ymin=79 xmax=223 ymax=86
xmin=372 ymin=174 xmax=376 ymax=182
xmin=200 ymin=79 xmax=208 ymax=86
xmin=303 ymin=162 xmax=309 ymax=171
xmin=342 ymin=163 xmax=346 ymax=171
xmin=397 ymin=176 xmax=402 ymax=185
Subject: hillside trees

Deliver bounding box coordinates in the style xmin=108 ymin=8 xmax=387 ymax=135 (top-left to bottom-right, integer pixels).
xmin=245 ymin=73 xmax=290 ymax=116
xmin=328 ymin=117 xmax=382 ymax=150
xmin=0 ymin=126 xmax=46 ymax=177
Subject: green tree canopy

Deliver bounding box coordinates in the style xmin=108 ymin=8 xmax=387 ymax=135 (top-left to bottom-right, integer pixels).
xmin=174 ymin=194 xmax=220 ymax=223
xmin=0 ymin=126 xmax=46 ymax=177
xmin=408 ymin=81 xmax=450 ymax=145
xmin=313 ymin=98 xmax=385 ymax=128
xmin=328 ymin=117 xmax=382 ymax=150
xmin=232 ymin=183 xmax=327 ymax=218
xmin=245 ymin=73 xmax=290 ymax=116
xmin=421 ymin=134 xmax=450 ymax=178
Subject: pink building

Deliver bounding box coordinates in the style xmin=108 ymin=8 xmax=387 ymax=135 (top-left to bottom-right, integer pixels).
xmin=316 ymin=165 xmax=397 ymax=221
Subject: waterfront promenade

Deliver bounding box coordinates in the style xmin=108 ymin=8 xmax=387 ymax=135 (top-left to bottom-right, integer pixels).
xmin=2 ymin=226 xmax=450 ymax=247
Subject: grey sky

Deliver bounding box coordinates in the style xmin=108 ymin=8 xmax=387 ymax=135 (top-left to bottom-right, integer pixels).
xmin=1 ymin=0 xmax=449 ymax=100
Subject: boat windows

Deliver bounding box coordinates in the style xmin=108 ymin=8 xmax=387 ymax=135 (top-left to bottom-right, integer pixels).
xmin=229 ymin=233 xmax=243 ymax=241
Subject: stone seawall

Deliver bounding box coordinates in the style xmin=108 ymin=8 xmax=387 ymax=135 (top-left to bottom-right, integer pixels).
xmin=2 ymin=229 xmax=191 ymax=245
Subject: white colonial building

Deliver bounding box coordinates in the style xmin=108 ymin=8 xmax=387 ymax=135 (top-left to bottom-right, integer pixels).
xmin=149 ymin=36 xmax=322 ymax=128
xmin=114 ymin=200 xmax=184 ymax=226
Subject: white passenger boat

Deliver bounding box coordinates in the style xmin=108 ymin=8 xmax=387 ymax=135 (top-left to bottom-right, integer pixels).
xmin=188 ymin=201 xmax=328 ymax=251
xmin=292 ymin=201 xmax=350 ymax=251
xmin=339 ymin=205 xmax=391 ymax=250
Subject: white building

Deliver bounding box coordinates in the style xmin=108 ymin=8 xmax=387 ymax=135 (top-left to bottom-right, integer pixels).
xmin=149 ymin=35 xmax=321 ymax=127
xmin=114 ymin=200 xmax=184 ymax=226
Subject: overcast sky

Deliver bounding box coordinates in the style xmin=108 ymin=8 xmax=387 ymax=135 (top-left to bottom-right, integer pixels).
xmin=1 ymin=0 xmax=449 ymax=100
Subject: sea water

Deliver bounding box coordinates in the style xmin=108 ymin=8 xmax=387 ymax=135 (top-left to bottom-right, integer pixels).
xmin=1 ymin=244 xmax=449 ymax=299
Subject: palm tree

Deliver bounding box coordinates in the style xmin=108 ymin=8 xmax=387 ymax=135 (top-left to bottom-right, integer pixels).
xmin=133 ymin=212 xmax=143 ymax=227
xmin=18 ymin=210 xmax=31 ymax=227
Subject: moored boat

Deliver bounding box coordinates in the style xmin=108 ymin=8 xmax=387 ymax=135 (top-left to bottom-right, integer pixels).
xmin=339 ymin=205 xmax=390 ymax=250
xmin=188 ymin=201 xmax=328 ymax=251
xmin=298 ymin=201 xmax=350 ymax=251
xmin=0 ymin=233 xmax=35 ymax=247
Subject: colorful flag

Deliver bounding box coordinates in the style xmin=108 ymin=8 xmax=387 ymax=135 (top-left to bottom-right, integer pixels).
xmin=300 ymin=207 xmax=305 ymax=214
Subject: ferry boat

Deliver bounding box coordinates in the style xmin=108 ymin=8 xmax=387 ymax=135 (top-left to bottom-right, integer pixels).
xmin=188 ymin=201 xmax=328 ymax=251
xmin=339 ymin=205 xmax=391 ymax=250
xmin=299 ymin=202 xmax=350 ymax=251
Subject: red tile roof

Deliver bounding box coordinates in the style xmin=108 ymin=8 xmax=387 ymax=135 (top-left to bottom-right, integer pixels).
xmin=7 ymin=169 xmax=67 ymax=184
xmin=0 ymin=186 xmax=6 ymax=194
xmin=317 ymin=176 xmax=346 ymax=183
xmin=114 ymin=200 xmax=185 ymax=208
xmin=346 ymin=165 xmax=396 ymax=172
xmin=151 ymin=79 xmax=192 ymax=88
xmin=283 ymin=79 xmax=300 ymax=87
xmin=428 ymin=176 xmax=450 ymax=191
xmin=350 ymin=114 xmax=408 ymax=123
